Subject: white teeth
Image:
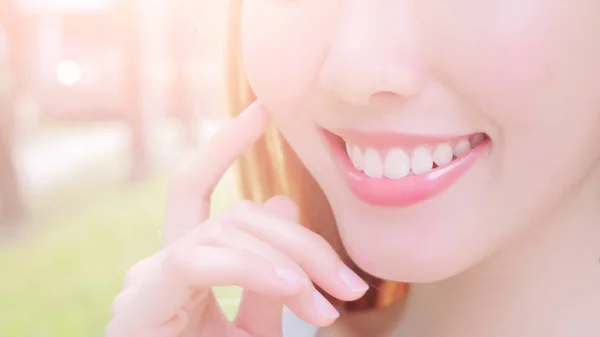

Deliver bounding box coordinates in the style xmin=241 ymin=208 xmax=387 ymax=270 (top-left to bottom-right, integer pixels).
xmin=411 ymin=146 xmax=434 ymax=175
xmin=344 ymin=136 xmax=479 ymax=178
xmin=363 ymin=148 xmax=384 ymax=178
xmin=351 ymin=146 xmax=364 ymax=170
xmin=432 ymin=143 xmax=453 ymax=166
xmin=384 ymin=148 xmax=411 ymax=179
xmin=453 ymin=140 xmax=471 ymax=157
xmin=346 ymin=143 xmax=364 ymax=170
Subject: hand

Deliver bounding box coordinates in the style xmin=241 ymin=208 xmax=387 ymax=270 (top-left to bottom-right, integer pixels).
xmin=106 ymin=102 xmax=369 ymax=337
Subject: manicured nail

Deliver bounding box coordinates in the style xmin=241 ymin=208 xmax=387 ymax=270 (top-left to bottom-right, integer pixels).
xmin=338 ymin=265 xmax=369 ymax=292
xmin=239 ymin=100 xmax=261 ymax=117
xmin=275 ymin=268 xmax=305 ymax=286
xmin=313 ymin=290 xmax=340 ymax=319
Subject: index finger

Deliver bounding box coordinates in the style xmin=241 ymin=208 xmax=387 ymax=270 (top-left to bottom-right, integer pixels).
xmin=163 ymin=101 xmax=269 ymax=246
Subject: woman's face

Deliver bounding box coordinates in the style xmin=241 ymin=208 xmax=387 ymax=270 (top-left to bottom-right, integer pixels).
xmin=240 ymin=0 xmax=600 ymax=282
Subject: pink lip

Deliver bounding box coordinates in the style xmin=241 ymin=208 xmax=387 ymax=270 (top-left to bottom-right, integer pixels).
xmin=323 ymin=129 xmax=490 ymax=207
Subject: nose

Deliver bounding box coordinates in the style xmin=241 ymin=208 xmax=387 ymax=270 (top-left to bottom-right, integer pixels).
xmin=319 ymin=1 xmax=425 ymax=106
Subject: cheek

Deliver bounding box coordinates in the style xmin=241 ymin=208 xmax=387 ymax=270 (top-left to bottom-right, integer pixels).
xmin=432 ymin=2 xmax=600 ymax=199
xmin=425 ymin=1 xmax=600 ymax=127
xmin=240 ymin=2 xmax=333 ymax=118
xmin=428 ymin=11 xmax=555 ymax=121
xmin=439 ymin=3 xmax=600 ymax=163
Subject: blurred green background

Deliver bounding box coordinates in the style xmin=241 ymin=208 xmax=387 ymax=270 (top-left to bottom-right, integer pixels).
xmin=0 ymin=169 xmax=243 ymax=336
xmin=0 ymin=1 xmax=243 ymax=336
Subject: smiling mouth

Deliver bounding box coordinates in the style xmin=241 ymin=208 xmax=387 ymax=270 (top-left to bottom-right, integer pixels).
xmin=343 ymin=133 xmax=488 ymax=178
xmin=322 ymin=129 xmax=490 ymax=207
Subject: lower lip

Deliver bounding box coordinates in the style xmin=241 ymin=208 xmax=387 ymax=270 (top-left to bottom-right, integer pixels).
xmin=324 ymin=131 xmax=490 ymax=207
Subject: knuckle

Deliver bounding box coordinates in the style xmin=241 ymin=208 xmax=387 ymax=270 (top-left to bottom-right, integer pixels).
xmin=190 ymin=220 xmax=223 ymax=245
xmin=162 ymin=244 xmax=194 ymax=277
xmin=122 ymin=255 xmax=155 ymax=288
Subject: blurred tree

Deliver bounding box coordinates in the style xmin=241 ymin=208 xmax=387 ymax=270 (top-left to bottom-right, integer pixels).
xmin=0 ymin=0 xmax=26 ymax=223
xmin=0 ymin=128 xmax=24 ymax=224
xmin=119 ymin=0 xmax=149 ymax=180
xmin=170 ymin=0 xmax=196 ymax=145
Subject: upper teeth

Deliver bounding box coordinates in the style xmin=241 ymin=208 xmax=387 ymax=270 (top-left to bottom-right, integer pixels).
xmin=345 ymin=139 xmax=476 ymax=178
xmin=384 ymin=148 xmax=410 ymax=179
xmin=411 ymin=146 xmax=434 ymax=175
xmin=363 ymin=148 xmax=383 ymax=178
xmin=453 ymin=139 xmax=472 ymax=158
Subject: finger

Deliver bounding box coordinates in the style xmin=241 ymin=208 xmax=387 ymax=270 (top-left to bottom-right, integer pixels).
xmin=126 ymin=245 xmax=306 ymax=327
xmin=229 ymin=198 xmax=340 ymax=328
xmin=184 ymin=198 xmax=351 ymax=327
xmin=263 ymin=195 xmax=300 ymax=222
xmin=191 ymin=292 xmax=250 ymax=337
xmin=225 ymin=202 xmax=370 ymax=302
xmin=163 ymin=100 xmax=269 ymax=246
xmin=233 ymin=196 xmax=301 ymax=335
xmin=190 ymin=223 xmax=310 ymax=283
xmin=122 ymin=253 xmax=164 ymax=289
xmin=194 ymin=223 xmax=336 ymax=328
xmin=235 ymin=294 xmax=285 ymax=336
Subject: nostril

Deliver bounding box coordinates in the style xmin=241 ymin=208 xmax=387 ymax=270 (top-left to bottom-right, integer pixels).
xmin=369 ymin=91 xmax=408 ymax=105
xmin=377 ymin=91 xmax=401 ymax=99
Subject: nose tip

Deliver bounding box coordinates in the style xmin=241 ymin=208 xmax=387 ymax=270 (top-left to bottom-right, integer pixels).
xmin=376 ymin=64 xmax=424 ymax=98
xmin=317 ymin=1 xmax=424 ymax=107
xmin=319 ymin=59 xmax=425 ymax=106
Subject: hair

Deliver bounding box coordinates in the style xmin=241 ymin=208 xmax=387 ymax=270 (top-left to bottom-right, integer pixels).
xmin=224 ymin=0 xmax=408 ymax=312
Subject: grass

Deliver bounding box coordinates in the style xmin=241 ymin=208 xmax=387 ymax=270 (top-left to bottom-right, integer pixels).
xmin=0 ymin=170 xmax=243 ymax=337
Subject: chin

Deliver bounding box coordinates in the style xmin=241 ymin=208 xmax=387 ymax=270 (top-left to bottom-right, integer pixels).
xmin=333 ymin=210 xmax=486 ymax=283
xmin=345 ymin=239 xmax=477 ymax=283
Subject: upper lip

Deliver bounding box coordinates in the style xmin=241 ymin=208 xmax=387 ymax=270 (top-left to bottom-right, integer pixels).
xmin=327 ymin=128 xmax=479 ymax=148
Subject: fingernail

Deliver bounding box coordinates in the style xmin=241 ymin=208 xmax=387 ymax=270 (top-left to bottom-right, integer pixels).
xmin=275 ymin=268 xmax=305 ymax=286
xmin=313 ymin=290 xmax=340 ymax=319
xmin=338 ymin=265 xmax=369 ymax=292
xmin=239 ymin=100 xmax=261 ymax=117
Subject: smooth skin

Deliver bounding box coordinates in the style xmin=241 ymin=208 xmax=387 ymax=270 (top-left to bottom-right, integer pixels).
xmin=108 ymin=0 xmax=600 ymax=335
xmin=106 ymin=102 xmax=368 ymax=337
xmin=240 ymin=0 xmax=600 ymax=336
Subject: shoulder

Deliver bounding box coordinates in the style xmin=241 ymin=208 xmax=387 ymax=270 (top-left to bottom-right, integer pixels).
xmin=282 ymin=307 xmax=320 ymax=337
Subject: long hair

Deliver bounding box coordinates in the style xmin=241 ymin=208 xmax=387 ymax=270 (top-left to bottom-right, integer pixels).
xmin=224 ymin=0 xmax=408 ymax=311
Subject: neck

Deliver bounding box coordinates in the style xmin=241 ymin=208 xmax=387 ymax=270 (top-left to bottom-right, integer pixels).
xmin=397 ymin=170 xmax=600 ymax=337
